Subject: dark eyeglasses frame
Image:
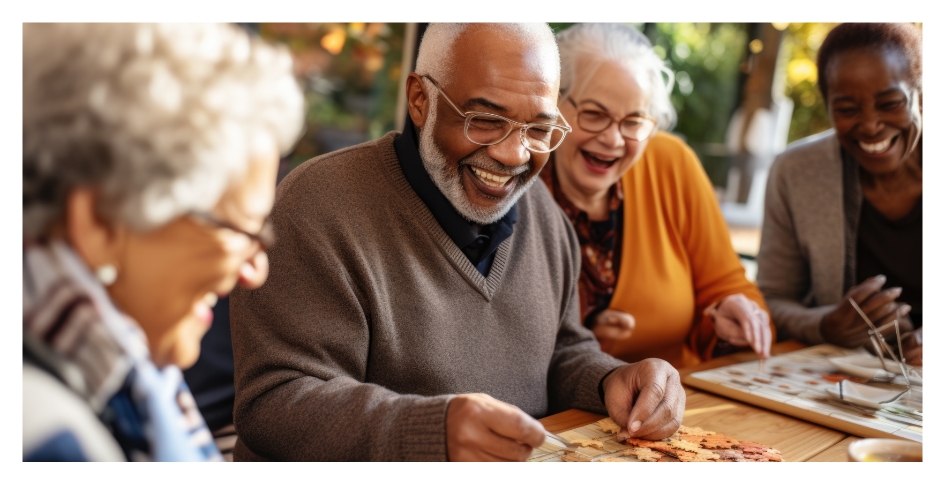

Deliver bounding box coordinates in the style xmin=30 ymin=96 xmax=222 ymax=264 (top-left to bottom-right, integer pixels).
xmin=422 ymin=74 xmax=572 ymax=154
xmin=189 ymin=212 xmax=275 ymax=251
xmin=565 ymin=96 xmax=658 ymax=141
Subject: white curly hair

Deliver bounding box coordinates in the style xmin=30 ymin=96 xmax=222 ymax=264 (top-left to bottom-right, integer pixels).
xmin=556 ymin=23 xmax=677 ymax=131
xmin=23 ymin=23 xmax=305 ymax=238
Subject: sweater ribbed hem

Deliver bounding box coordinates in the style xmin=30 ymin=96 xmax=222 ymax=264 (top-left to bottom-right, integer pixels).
xmin=394 ymin=395 xmax=453 ymax=461
xmin=575 ymin=358 xmax=625 ymax=415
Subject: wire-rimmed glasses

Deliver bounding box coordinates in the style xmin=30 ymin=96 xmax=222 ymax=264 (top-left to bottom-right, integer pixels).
xmin=189 ymin=212 xmax=275 ymax=252
xmin=565 ymin=96 xmax=657 ymax=141
xmin=848 ymin=298 xmax=920 ymax=389
xmin=422 ymin=75 xmax=572 ymax=154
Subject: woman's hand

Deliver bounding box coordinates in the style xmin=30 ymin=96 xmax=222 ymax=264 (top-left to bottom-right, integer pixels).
xmin=902 ymin=327 xmax=922 ymax=366
xmin=592 ymin=309 xmax=636 ymax=353
xmin=709 ymin=293 xmax=772 ymax=358
xmin=820 ymin=275 xmax=913 ymax=347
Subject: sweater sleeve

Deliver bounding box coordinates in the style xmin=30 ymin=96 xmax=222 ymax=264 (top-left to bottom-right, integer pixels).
xmin=756 ymin=155 xmax=832 ymax=345
xmin=546 ymin=205 xmax=627 ymax=415
xmin=668 ymin=141 xmax=776 ymax=361
xmin=230 ymin=177 xmax=451 ymax=462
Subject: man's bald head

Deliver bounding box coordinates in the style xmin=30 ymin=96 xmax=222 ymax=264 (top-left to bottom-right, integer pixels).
xmin=415 ymin=23 xmax=560 ymax=89
xmin=407 ymin=23 xmax=565 ymax=225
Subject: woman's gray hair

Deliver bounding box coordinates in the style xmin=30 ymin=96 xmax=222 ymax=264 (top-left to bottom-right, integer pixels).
xmin=23 ymin=23 xmax=305 ymax=238
xmin=556 ymin=23 xmax=677 ymax=131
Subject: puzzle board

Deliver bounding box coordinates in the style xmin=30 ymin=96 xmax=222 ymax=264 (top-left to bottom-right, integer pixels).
xmin=682 ymin=344 xmax=922 ymax=442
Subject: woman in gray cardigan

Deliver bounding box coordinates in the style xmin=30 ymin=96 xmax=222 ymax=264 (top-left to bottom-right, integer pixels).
xmin=756 ymin=23 xmax=922 ymax=365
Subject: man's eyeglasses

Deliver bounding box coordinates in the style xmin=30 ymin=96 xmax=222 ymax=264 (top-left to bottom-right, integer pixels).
xmin=422 ymin=75 xmax=572 ymax=154
xmin=189 ymin=212 xmax=275 ymax=252
xmin=566 ymin=97 xmax=657 ymax=141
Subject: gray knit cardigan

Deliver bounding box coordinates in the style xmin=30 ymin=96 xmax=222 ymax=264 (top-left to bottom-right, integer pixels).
xmin=756 ymin=129 xmax=863 ymax=345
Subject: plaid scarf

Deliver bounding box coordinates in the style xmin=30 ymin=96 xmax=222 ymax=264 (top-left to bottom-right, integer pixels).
xmin=23 ymin=242 xmax=222 ymax=461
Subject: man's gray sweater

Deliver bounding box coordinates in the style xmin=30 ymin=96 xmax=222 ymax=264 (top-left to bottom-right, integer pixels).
xmin=230 ymin=132 xmax=625 ymax=461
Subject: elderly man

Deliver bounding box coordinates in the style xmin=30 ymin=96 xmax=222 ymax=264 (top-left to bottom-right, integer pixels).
xmin=231 ymin=23 xmax=684 ymax=461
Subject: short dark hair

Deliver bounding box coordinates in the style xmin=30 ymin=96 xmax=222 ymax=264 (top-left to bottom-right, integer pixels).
xmin=816 ymin=23 xmax=922 ymax=101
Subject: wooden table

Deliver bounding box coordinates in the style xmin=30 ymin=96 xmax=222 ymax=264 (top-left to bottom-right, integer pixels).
xmin=540 ymin=341 xmax=862 ymax=462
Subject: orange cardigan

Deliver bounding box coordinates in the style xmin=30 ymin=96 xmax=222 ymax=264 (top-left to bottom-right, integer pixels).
xmin=582 ymin=132 xmax=772 ymax=368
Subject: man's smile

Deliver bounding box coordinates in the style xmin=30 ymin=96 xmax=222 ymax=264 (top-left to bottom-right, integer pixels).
xmin=470 ymin=166 xmax=513 ymax=187
xmin=463 ymin=164 xmax=518 ymax=199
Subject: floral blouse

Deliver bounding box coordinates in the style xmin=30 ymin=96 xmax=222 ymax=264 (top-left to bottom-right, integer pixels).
xmin=540 ymin=160 xmax=624 ymax=328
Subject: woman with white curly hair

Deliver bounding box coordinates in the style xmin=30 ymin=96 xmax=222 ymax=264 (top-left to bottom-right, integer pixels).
xmin=23 ymin=23 xmax=304 ymax=461
xmin=540 ymin=23 xmax=774 ymax=368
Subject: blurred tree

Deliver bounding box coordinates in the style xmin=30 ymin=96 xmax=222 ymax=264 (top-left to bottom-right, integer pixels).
xmin=258 ymin=23 xmax=406 ymax=167
xmin=780 ymin=22 xmax=836 ymax=143
xmin=650 ymin=23 xmax=749 ymax=186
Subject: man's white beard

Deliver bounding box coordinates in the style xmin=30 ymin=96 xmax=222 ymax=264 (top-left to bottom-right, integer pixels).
xmin=417 ymin=92 xmax=538 ymax=225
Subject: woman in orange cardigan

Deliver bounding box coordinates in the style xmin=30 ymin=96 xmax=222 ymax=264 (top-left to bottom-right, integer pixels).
xmin=543 ymin=23 xmax=773 ymax=368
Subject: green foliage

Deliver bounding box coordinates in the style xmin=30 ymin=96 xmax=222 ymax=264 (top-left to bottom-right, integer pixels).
xmin=649 ymin=23 xmax=748 ymax=186
xmin=780 ymin=23 xmax=835 ymax=143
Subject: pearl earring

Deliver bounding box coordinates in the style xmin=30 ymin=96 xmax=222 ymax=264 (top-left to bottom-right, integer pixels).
xmin=95 ymin=264 xmax=118 ymax=286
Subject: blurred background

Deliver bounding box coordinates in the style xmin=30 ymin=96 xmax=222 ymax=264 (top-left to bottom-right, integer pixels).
xmin=239 ymin=22 xmax=880 ymax=276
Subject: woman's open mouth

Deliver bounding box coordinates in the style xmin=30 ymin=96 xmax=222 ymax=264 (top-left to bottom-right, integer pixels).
xmin=857 ymin=134 xmax=899 ymax=157
xmin=581 ymin=150 xmax=620 ymax=174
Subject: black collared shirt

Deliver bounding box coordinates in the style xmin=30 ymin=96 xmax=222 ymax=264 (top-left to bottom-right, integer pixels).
xmin=394 ymin=118 xmax=518 ymax=276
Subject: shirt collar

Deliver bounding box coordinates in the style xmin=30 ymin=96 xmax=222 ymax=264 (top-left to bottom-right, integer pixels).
xmin=394 ymin=116 xmax=518 ymax=251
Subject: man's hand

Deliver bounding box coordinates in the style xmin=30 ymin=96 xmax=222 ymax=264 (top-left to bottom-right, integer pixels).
xmin=445 ymin=393 xmax=545 ymax=462
xmin=592 ymin=309 xmax=636 ymax=353
xmin=821 ymin=275 xmax=913 ymax=347
xmin=710 ymin=293 xmax=772 ymax=358
xmin=601 ymin=359 xmax=685 ymax=440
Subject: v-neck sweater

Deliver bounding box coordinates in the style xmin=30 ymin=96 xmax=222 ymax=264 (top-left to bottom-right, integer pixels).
xmin=230 ymin=132 xmax=625 ymax=461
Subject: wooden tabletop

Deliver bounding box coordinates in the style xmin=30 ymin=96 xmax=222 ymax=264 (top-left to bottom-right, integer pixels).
xmin=539 ymin=341 xmax=861 ymax=462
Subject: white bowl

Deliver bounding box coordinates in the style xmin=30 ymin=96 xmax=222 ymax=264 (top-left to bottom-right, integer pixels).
xmin=848 ymin=438 xmax=922 ymax=462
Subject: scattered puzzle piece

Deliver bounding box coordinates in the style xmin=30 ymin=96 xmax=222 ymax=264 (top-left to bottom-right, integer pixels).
xmin=621 ymin=447 xmax=663 ymax=462
xmin=678 ymin=425 xmax=715 ymax=436
xmin=668 ymin=439 xmax=704 ymax=453
xmin=679 ymin=433 xmax=740 ymax=449
xmin=561 ymin=451 xmax=592 ymax=462
xmin=762 ymin=450 xmax=784 ymax=462
xmin=623 ymin=438 xmax=679 ymax=458
xmin=712 ymin=449 xmax=744 ymax=461
xmin=571 ymin=438 xmax=606 ymax=450
xmin=738 ymin=441 xmax=767 ymax=454
xmin=596 ymin=418 xmax=622 ymax=434
xmin=674 ymin=449 xmax=719 ymax=462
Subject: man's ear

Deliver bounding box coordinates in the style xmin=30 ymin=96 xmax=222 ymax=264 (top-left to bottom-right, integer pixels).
xmin=406 ymin=73 xmax=429 ymax=129
xmin=64 ymin=188 xmax=126 ymax=274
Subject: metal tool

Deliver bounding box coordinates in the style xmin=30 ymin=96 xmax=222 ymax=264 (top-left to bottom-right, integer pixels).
xmin=848 ymin=299 xmax=915 ymax=389
xmin=543 ymin=431 xmax=578 ymax=450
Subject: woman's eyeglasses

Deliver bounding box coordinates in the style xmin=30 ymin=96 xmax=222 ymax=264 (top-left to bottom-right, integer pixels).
xmin=422 ymin=75 xmax=572 ymax=154
xmin=188 ymin=212 xmax=275 ymax=252
xmin=566 ymin=97 xmax=657 ymax=141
